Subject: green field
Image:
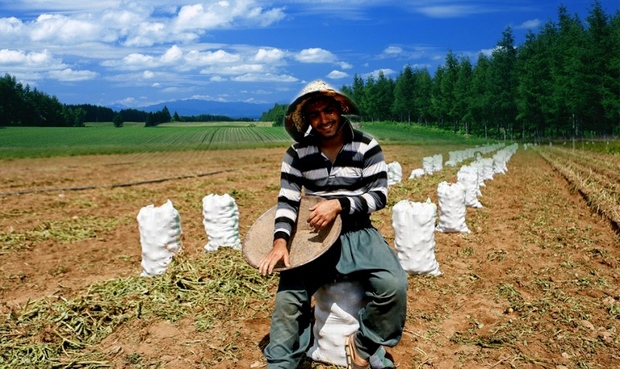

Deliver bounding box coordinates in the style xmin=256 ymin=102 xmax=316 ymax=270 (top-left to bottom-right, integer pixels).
xmin=0 ymin=121 xmax=494 ymax=159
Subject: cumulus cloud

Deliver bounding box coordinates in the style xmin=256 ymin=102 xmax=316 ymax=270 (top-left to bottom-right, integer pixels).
xmin=295 ymin=48 xmax=337 ymax=63
xmin=327 ymin=70 xmax=348 ymax=79
xmin=31 ymin=14 xmax=102 ymax=43
xmin=172 ymin=1 xmax=285 ymax=31
xmin=254 ymin=48 xmax=285 ymax=63
xmin=0 ymin=49 xmax=54 ymax=66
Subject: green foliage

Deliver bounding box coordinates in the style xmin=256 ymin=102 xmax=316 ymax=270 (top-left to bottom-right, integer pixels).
xmin=340 ymin=1 xmax=620 ymax=141
xmin=112 ymin=114 xmax=123 ymax=128
xmin=0 ymin=74 xmax=70 ymax=127
xmin=260 ymin=103 xmax=288 ymax=126
xmin=0 ymin=123 xmax=292 ymax=159
xmin=0 ymin=249 xmax=277 ymax=367
xmin=0 ymin=120 xmax=500 ymax=160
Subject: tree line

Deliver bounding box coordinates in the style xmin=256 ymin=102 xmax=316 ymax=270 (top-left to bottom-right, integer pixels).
xmin=0 ymin=74 xmax=248 ymax=128
xmin=262 ymin=1 xmax=619 ymax=141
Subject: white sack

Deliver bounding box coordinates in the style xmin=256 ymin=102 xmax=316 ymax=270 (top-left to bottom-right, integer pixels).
xmin=387 ymin=161 xmax=402 ymax=186
xmin=392 ymin=199 xmax=441 ymax=276
xmin=202 ymin=193 xmax=241 ymax=252
xmin=408 ymin=168 xmax=425 ymax=180
xmin=457 ymin=166 xmax=483 ymax=208
xmin=436 ymin=181 xmax=471 ymax=233
xmin=137 ymin=199 xmax=182 ymax=277
xmin=422 ymin=156 xmax=435 ymax=175
xmin=470 ymin=161 xmax=486 ymax=189
xmin=432 ymin=154 xmax=443 ymax=173
xmin=307 ymin=280 xmax=389 ymax=368
xmin=479 ymin=158 xmax=495 ymax=181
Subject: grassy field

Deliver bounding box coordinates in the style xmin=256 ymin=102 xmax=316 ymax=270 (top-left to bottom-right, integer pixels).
xmin=0 ymin=121 xmax=493 ymax=159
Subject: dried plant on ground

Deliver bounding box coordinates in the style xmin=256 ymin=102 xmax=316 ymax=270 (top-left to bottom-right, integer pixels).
xmin=1 ymin=146 xmax=619 ymax=368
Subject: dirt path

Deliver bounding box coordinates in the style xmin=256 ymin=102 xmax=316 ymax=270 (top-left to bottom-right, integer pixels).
xmin=1 ymin=146 xmax=618 ymax=368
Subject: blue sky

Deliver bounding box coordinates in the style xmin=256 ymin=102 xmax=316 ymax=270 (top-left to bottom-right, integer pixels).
xmin=1 ymin=0 xmax=618 ymax=109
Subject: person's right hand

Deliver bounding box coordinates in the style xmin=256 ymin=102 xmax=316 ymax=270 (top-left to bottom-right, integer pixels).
xmin=258 ymin=238 xmax=290 ymax=275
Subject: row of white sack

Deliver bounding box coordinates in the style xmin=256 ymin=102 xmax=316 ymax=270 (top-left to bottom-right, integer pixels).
xmin=137 ymin=194 xmax=241 ymax=277
xmin=138 ymin=179 xmax=476 ymax=278
xmin=387 ymin=143 xmax=519 ymax=185
xmin=138 ymin=144 xmax=519 ymax=277
xmin=394 ymin=144 xmax=519 ymax=276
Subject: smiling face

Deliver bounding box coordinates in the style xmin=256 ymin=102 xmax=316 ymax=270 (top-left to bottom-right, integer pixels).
xmin=303 ymin=96 xmax=343 ymax=140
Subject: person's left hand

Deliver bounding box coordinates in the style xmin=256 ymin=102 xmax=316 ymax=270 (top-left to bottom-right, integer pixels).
xmin=307 ymin=199 xmax=341 ymax=230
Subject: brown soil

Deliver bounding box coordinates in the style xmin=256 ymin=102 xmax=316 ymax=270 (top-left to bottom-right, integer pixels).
xmin=1 ymin=146 xmax=619 ymax=368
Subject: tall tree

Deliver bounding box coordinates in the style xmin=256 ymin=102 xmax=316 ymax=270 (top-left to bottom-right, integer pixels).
xmin=351 ymin=74 xmax=366 ymax=119
xmin=440 ymin=50 xmax=460 ymax=131
xmin=490 ymin=26 xmax=518 ymax=140
xmin=585 ymin=0 xmax=618 ymax=135
xmin=413 ymin=68 xmax=433 ymax=125
xmin=454 ymin=56 xmax=473 ymax=134
xmin=392 ymin=65 xmax=416 ymax=123
xmin=470 ymin=53 xmax=493 ymax=138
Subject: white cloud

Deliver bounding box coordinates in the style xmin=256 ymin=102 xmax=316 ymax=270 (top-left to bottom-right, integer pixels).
xmin=515 ymin=19 xmax=541 ymax=30
xmin=173 ymin=1 xmax=285 ymax=31
xmin=0 ymin=17 xmax=25 ymax=36
xmin=31 ymin=14 xmax=102 ymax=43
xmin=418 ymin=5 xmax=483 ymax=18
xmin=0 ymin=49 xmax=52 ymax=65
xmin=254 ymin=48 xmax=285 ymax=63
xmin=48 ymin=68 xmax=97 ymax=81
xmin=232 ymin=73 xmax=298 ymax=82
xmin=186 ymin=49 xmax=241 ymax=65
xmin=201 ymin=63 xmax=265 ymax=75
xmin=383 ymin=46 xmax=403 ymax=55
xmin=295 ymin=48 xmax=337 ymax=63
xmin=327 ymin=70 xmax=348 ymax=79
xmin=363 ymin=68 xmax=396 ymax=78
xmin=339 ymin=61 xmax=353 ymax=69
xmin=161 ymin=46 xmax=184 ymax=63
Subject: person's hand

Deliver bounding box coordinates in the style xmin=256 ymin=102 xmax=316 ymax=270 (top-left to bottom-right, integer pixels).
xmin=307 ymin=199 xmax=341 ymax=230
xmin=258 ymin=238 xmax=290 ymax=275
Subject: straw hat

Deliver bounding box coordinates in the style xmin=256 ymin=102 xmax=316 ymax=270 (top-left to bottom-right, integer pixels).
xmin=242 ymin=196 xmax=342 ymax=272
xmin=285 ymin=80 xmax=359 ymax=142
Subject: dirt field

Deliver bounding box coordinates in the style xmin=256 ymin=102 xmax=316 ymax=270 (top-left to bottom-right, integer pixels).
xmin=1 ymin=145 xmax=619 ymax=368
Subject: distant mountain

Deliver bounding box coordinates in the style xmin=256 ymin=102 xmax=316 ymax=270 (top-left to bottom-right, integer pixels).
xmin=123 ymin=99 xmax=276 ymax=119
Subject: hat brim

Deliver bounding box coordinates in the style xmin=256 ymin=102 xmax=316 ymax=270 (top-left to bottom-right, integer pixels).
xmin=284 ymin=91 xmax=359 ymax=142
xmin=242 ymin=196 xmax=342 ymax=272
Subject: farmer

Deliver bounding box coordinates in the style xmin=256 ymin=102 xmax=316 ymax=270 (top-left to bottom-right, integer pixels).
xmin=258 ymin=80 xmax=408 ymax=369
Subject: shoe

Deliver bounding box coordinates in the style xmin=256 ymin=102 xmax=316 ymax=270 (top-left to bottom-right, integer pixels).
xmin=345 ymin=334 xmax=370 ymax=369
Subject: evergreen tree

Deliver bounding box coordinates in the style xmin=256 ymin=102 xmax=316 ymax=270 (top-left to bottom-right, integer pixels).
xmin=490 ymin=26 xmax=518 ymax=140
xmin=392 ymin=65 xmax=416 ymax=123
xmin=113 ymin=114 xmax=124 ymax=127
xmin=413 ymin=68 xmax=433 ymax=124
xmin=454 ymin=56 xmax=473 ymax=134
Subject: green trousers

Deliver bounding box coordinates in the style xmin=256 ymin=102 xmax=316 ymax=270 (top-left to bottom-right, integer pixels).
xmin=264 ymin=227 xmax=408 ymax=369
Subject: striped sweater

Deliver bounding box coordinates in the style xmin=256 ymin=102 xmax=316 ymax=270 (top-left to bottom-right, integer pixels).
xmin=274 ymin=120 xmax=388 ymax=242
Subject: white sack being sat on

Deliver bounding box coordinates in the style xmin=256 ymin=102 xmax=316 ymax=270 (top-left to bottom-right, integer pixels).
xmin=137 ymin=199 xmax=182 ymax=277
xmin=306 ymin=280 xmax=392 ymax=368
